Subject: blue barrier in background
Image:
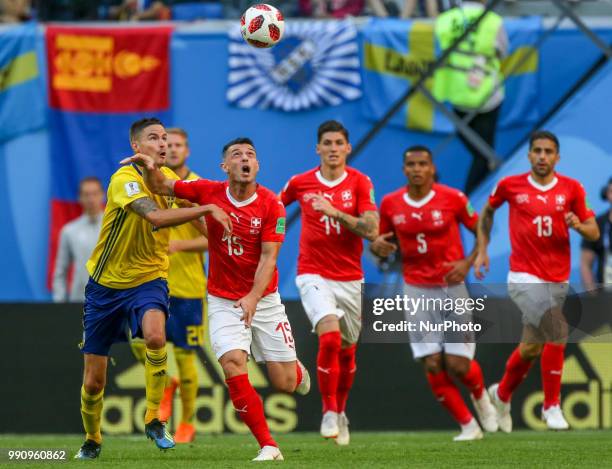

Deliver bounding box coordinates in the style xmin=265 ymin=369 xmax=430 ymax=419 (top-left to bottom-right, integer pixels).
xmin=0 ymin=20 xmax=610 ymax=300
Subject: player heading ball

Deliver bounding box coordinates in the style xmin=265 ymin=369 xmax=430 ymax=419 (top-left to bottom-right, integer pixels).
xmin=122 ymin=136 xmax=311 ymax=462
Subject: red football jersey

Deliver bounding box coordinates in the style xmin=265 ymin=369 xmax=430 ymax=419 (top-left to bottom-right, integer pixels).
xmin=280 ymin=167 xmax=377 ymax=281
xmin=379 ymin=184 xmax=478 ymax=286
xmin=489 ymin=173 xmax=595 ymax=282
xmin=174 ymin=179 xmax=285 ymax=300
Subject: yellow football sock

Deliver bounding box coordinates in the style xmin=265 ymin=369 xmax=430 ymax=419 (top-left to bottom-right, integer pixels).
xmin=80 ymin=386 xmax=103 ymax=444
xmin=129 ymin=339 xmax=147 ymax=366
xmin=134 ymin=339 xmax=174 ymax=387
xmin=175 ymin=347 xmax=198 ymax=424
xmin=144 ymin=346 xmax=168 ymax=424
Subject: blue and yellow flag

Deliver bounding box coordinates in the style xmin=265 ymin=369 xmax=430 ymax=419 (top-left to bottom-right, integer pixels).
xmin=0 ymin=23 xmax=45 ymax=142
xmin=361 ymin=17 xmax=542 ymax=132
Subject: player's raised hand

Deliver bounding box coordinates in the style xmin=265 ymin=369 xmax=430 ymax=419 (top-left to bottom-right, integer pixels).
xmin=473 ymin=249 xmax=489 ymax=280
xmin=311 ymin=193 xmax=336 ymax=217
xmin=235 ymin=293 xmax=258 ymax=328
xmin=565 ymin=211 xmax=581 ymax=230
xmin=443 ymin=259 xmax=471 ymax=284
xmin=120 ymin=153 xmax=156 ymax=170
xmin=370 ymin=232 xmax=397 ymax=258
xmin=204 ymin=204 xmax=232 ymax=235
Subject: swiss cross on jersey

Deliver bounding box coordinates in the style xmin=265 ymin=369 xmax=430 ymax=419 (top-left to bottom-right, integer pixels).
xmin=279 ymin=166 xmax=377 ymax=281
xmin=379 ymin=184 xmax=478 ymax=286
xmin=488 ymin=173 xmax=595 ymax=282
xmin=172 ymin=179 xmax=286 ymax=300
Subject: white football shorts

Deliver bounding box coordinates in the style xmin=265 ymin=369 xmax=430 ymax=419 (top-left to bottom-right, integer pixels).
xmin=208 ymin=292 xmax=297 ymax=363
xmin=507 ymin=271 xmax=569 ymax=328
xmin=295 ymin=273 xmax=362 ymax=344
xmin=403 ymin=282 xmax=476 ymax=360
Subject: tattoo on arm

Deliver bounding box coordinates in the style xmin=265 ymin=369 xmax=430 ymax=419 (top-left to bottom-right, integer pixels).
xmin=336 ymin=210 xmax=379 ymax=241
xmin=129 ymin=197 xmax=159 ymax=218
xmin=356 ymin=211 xmax=379 ymax=240
xmin=479 ymin=205 xmax=495 ymax=242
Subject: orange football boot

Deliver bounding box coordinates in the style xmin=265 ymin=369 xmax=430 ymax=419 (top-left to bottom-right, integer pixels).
xmin=174 ymin=422 xmax=196 ymax=443
xmin=159 ymin=376 xmax=179 ymax=423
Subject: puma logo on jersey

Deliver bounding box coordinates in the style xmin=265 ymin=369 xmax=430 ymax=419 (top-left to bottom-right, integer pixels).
xmin=323 ymin=193 xmax=334 ymax=201
xmin=230 ymin=212 xmax=240 ymax=223
xmin=235 ymin=405 xmax=248 ymax=413
xmin=411 ymin=212 xmax=423 ymax=221
xmin=317 ymin=367 xmax=330 ymax=374
xmin=536 ymin=195 xmax=549 ymax=204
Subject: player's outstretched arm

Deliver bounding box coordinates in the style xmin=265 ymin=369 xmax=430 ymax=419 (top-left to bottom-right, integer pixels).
xmin=474 ymin=202 xmax=496 ymax=280
xmin=565 ymin=213 xmax=600 ymax=242
xmin=129 ymin=197 xmax=232 ymax=232
xmin=119 ymin=153 xmax=176 ymax=196
xmin=169 ymin=236 xmax=208 ymax=254
xmin=311 ymin=193 xmax=379 ymax=240
xmin=235 ymin=241 xmax=281 ymax=328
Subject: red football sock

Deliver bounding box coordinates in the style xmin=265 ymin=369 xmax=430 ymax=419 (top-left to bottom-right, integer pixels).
xmin=458 ymin=360 xmax=485 ymax=399
xmin=294 ymin=361 xmax=303 ymax=392
xmin=226 ymin=374 xmax=276 ymax=448
xmin=337 ymin=345 xmax=357 ymax=413
xmin=317 ymin=331 xmax=341 ymax=413
xmin=426 ymin=370 xmax=473 ymax=425
xmin=541 ymin=343 xmax=565 ymax=410
xmin=497 ymin=346 xmax=534 ymax=403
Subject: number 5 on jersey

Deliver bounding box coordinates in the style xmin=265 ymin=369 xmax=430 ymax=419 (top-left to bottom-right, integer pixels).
xmin=417 ymin=232 xmax=427 ymax=254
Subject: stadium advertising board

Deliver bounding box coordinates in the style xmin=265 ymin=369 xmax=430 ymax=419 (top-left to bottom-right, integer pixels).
xmin=1 ymin=301 xmax=611 ymax=433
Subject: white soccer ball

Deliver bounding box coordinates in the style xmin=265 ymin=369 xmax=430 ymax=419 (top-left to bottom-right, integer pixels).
xmin=240 ymin=4 xmax=285 ymax=48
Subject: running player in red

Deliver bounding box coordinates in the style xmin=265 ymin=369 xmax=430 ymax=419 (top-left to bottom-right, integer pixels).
xmin=122 ymin=137 xmax=310 ymax=462
xmin=371 ymin=145 xmax=497 ymax=441
xmin=280 ymin=121 xmax=378 ymax=445
xmin=474 ymin=130 xmax=599 ymax=432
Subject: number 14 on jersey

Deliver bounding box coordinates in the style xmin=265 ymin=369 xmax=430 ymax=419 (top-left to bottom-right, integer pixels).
xmin=320 ymin=214 xmax=341 ymax=235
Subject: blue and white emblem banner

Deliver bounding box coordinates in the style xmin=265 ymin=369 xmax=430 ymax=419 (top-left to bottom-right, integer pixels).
xmin=227 ymin=20 xmax=362 ymax=111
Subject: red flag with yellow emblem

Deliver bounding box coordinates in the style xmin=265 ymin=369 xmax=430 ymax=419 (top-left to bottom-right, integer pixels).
xmin=45 ymin=26 xmax=172 ymax=292
xmin=47 ymin=26 xmax=171 ymax=112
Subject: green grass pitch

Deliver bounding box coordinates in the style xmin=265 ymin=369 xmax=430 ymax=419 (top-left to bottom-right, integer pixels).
xmin=1 ymin=431 xmax=612 ymax=468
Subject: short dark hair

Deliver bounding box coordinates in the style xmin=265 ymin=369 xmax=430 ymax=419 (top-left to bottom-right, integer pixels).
xmin=222 ymin=137 xmax=255 ymax=158
xmin=79 ymin=176 xmax=103 ymax=193
xmin=404 ymin=145 xmax=433 ymax=161
xmin=130 ymin=117 xmax=164 ymax=142
xmin=529 ymin=130 xmax=559 ymax=152
xmin=166 ymin=127 xmax=189 ymax=145
xmin=317 ymin=120 xmax=349 ymax=143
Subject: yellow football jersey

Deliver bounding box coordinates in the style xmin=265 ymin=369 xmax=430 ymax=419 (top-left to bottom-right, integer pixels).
xmin=86 ymin=164 xmax=179 ymax=289
xmin=168 ymin=170 xmax=207 ymax=299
